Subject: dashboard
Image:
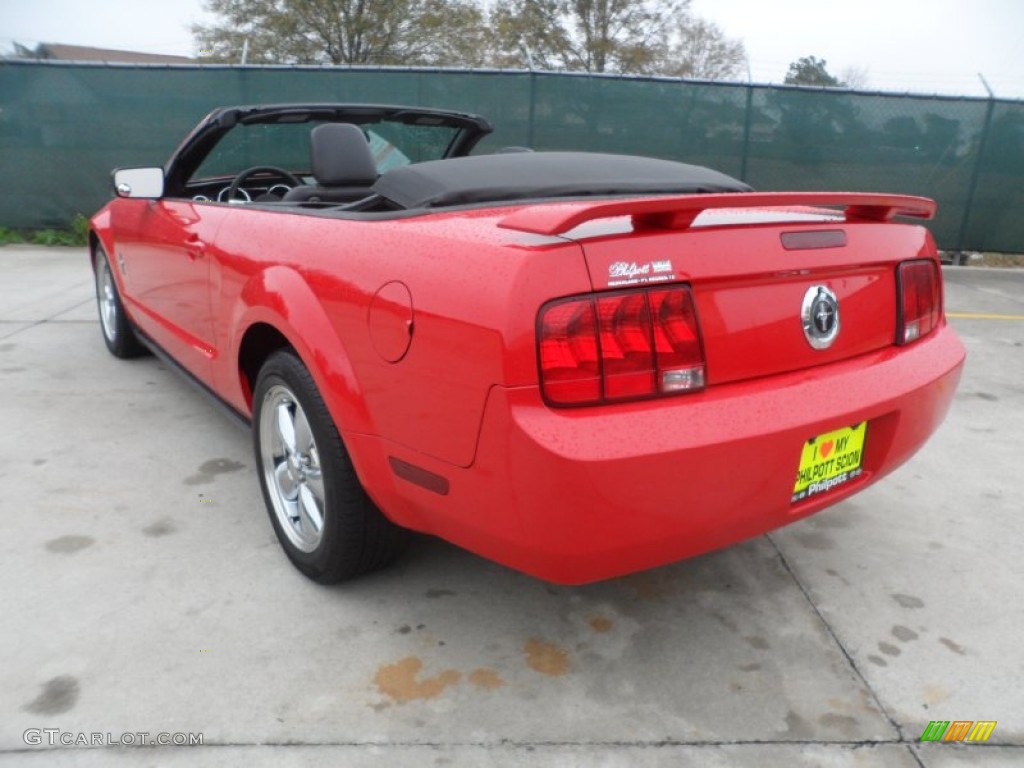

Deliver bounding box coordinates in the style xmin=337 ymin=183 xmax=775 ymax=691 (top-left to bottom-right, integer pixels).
xmin=185 ymin=176 xmax=312 ymax=203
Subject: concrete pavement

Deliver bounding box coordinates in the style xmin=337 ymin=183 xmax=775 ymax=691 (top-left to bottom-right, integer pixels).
xmin=0 ymin=245 xmax=1021 ymax=766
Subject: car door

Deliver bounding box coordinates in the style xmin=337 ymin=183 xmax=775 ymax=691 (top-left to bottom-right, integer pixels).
xmin=110 ymin=198 xmax=229 ymax=384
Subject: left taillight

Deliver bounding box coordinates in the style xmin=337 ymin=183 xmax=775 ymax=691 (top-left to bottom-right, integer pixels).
xmin=897 ymin=260 xmax=941 ymax=345
xmin=538 ymin=286 xmax=706 ymax=407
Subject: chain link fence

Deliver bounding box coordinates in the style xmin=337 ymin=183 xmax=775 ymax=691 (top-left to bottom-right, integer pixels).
xmin=1 ymin=60 xmax=1021 ymax=251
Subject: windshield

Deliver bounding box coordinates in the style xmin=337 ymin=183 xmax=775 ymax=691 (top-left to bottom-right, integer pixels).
xmin=191 ymin=119 xmax=462 ymax=181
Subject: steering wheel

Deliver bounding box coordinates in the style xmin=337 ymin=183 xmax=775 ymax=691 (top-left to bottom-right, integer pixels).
xmin=224 ymin=166 xmax=303 ymax=202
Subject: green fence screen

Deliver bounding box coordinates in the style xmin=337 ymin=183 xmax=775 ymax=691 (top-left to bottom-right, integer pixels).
xmin=2 ymin=60 xmax=1022 ymax=251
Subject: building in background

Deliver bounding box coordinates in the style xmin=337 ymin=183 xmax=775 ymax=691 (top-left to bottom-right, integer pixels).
xmin=10 ymin=42 xmax=192 ymax=64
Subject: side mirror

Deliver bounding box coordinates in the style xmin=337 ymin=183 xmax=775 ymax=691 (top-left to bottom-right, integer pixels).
xmin=112 ymin=167 xmax=164 ymax=199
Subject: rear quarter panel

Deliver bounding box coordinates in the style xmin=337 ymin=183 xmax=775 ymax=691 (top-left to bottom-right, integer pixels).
xmin=208 ymin=206 xmax=589 ymax=468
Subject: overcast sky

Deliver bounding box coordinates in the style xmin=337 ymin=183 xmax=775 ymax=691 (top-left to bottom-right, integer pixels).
xmin=3 ymin=0 xmax=1022 ymax=98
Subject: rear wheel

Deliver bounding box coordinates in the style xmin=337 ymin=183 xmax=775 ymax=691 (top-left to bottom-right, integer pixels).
xmin=94 ymin=244 xmax=146 ymax=358
xmin=253 ymin=350 xmax=407 ymax=583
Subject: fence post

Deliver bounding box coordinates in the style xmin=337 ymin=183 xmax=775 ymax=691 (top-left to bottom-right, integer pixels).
xmin=740 ymin=84 xmax=754 ymax=183
xmin=238 ymin=65 xmax=251 ymax=109
xmin=957 ymin=96 xmax=996 ymax=251
xmin=527 ymin=70 xmax=536 ymax=148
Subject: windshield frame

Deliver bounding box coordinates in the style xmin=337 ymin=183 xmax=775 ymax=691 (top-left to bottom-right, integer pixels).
xmin=164 ymin=103 xmax=493 ymax=197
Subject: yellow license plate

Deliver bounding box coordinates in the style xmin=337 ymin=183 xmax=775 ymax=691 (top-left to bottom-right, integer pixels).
xmin=792 ymin=422 xmax=867 ymax=503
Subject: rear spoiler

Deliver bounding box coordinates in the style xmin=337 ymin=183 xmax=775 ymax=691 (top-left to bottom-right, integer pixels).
xmin=497 ymin=192 xmax=936 ymax=236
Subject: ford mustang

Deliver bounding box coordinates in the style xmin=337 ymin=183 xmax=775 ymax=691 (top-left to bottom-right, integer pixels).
xmin=89 ymin=103 xmax=966 ymax=584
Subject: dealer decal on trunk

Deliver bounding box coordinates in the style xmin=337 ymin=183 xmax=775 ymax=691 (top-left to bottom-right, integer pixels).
xmin=608 ymin=260 xmax=675 ymax=287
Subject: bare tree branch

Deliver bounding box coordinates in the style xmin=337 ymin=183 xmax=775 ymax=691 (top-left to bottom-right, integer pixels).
xmin=193 ymin=0 xmax=488 ymax=65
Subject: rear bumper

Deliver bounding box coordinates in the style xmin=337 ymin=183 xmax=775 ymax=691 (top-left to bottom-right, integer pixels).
xmin=358 ymin=323 xmax=965 ymax=584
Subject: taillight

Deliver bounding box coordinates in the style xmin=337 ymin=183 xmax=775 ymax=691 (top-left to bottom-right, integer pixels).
xmin=538 ymin=286 xmax=706 ymax=406
xmin=897 ymin=260 xmax=941 ymax=345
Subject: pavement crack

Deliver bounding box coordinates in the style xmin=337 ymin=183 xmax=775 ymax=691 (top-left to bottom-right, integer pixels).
xmin=46 ymin=295 xmax=95 ymax=319
xmin=766 ymin=533 xmax=907 ymax=743
xmin=906 ymin=742 xmax=928 ymax=767
xmin=0 ymin=296 xmax=95 ymax=340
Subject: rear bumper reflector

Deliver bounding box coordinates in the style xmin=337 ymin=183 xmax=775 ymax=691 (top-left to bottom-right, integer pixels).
xmin=388 ymin=457 xmax=450 ymax=495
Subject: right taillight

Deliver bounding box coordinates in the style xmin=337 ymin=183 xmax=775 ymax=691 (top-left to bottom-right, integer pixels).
xmin=897 ymin=260 xmax=941 ymax=345
xmin=538 ymin=285 xmax=706 ymax=406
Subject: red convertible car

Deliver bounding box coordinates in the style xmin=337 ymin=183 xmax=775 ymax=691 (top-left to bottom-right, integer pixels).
xmin=90 ymin=103 xmax=965 ymax=584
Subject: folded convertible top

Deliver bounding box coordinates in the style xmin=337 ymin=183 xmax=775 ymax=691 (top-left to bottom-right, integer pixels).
xmin=371 ymin=152 xmax=753 ymax=209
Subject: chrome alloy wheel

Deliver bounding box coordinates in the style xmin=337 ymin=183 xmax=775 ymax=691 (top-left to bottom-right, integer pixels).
xmin=258 ymin=384 xmax=326 ymax=553
xmin=96 ymin=256 xmax=118 ymax=342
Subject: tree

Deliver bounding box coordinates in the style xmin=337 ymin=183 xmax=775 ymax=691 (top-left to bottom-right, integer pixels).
xmin=489 ymin=0 xmax=688 ymax=74
xmin=192 ymin=0 xmax=489 ymax=66
xmin=194 ymin=0 xmax=746 ymax=77
xmin=840 ymin=65 xmax=869 ymax=90
xmin=488 ymin=0 xmax=574 ymax=70
xmin=770 ymin=56 xmax=865 ymax=164
xmin=784 ymin=56 xmax=844 ymax=87
xmin=489 ymin=0 xmax=745 ymax=79
xmin=666 ymin=17 xmax=745 ymax=80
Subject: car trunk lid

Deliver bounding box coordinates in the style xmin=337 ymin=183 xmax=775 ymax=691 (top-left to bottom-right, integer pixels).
xmin=502 ymin=193 xmax=937 ymax=387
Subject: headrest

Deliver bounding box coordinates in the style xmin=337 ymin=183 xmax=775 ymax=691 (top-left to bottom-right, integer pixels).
xmin=310 ymin=123 xmax=378 ymax=186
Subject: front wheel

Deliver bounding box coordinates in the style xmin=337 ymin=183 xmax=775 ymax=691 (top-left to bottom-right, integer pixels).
xmin=93 ymin=244 xmax=146 ymax=358
xmin=253 ymin=350 xmax=407 ymax=583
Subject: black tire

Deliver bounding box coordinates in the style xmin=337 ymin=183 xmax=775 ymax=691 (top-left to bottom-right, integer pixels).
xmin=93 ymin=244 xmax=147 ymax=358
xmin=252 ymin=350 xmax=407 ymax=583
